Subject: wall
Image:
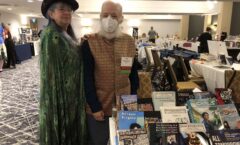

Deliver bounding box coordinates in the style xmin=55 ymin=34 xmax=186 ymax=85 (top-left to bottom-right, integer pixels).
xmin=122 ymin=19 xmax=180 ymax=38
xmin=0 ymin=11 xmax=22 ymax=40
xmin=37 ymin=18 xmax=180 ymax=40
xmin=188 ymin=15 xmax=204 ymax=40
xmin=230 ymin=2 xmax=240 ymax=35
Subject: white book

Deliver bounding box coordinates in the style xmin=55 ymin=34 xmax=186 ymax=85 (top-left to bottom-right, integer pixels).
xmin=109 ymin=118 xmax=117 ymax=145
xmin=160 ymin=106 xmax=190 ymax=123
xmin=152 ymin=91 xmax=176 ymax=111
xmin=179 ymin=123 xmax=206 ymax=133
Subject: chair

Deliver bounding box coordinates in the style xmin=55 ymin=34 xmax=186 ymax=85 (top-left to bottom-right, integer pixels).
xmin=151 ymin=49 xmax=163 ymax=70
xmin=144 ymin=46 xmax=155 ymax=71
xmin=174 ymin=55 xmax=205 ymax=83
xmin=163 ymin=58 xmax=201 ymax=91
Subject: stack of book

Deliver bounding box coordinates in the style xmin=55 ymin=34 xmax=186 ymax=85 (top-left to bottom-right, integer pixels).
xmin=110 ymin=90 xmax=240 ymax=145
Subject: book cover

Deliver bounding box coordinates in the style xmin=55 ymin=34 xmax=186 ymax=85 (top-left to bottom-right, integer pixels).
xmin=193 ymin=91 xmax=215 ymax=99
xmin=218 ymin=104 xmax=240 ymax=129
xmin=144 ymin=111 xmax=161 ymax=127
xmin=109 ymin=118 xmax=118 ymax=145
xmin=148 ymin=123 xmax=180 ymax=145
xmin=152 ymin=91 xmax=176 ymax=111
xmin=176 ymin=91 xmax=194 ymax=106
xmin=234 ymin=103 xmax=240 ymax=116
xmin=120 ymin=95 xmax=138 ymax=111
xmin=160 ymin=106 xmax=190 ymax=123
xmin=118 ymin=111 xmax=145 ymax=130
xmin=209 ymin=129 xmax=240 ymax=145
xmin=179 ymin=124 xmax=210 ymax=145
xmin=137 ymin=98 xmax=154 ymax=111
xmin=118 ymin=129 xmax=149 ymax=145
xmin=215 ymin=88 xmax=233 ymax=105
xmin=187 ymin=98 xmax=222 ymax=133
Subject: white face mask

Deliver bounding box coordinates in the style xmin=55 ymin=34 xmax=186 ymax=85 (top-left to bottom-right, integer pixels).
xmin=101 ymin=16 xmax=119 ymax=33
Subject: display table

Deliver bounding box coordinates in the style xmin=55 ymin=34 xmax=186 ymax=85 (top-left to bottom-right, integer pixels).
xmin=29 ymin=40 xmax=40 ymax=56
xmin=15 ymin=43 xmax=32 ymax=62
xmin=190 ymin=60 xmax=232 ymax=93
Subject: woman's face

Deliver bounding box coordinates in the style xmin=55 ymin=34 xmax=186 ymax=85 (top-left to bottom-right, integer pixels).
xmin=49 ymin=3 xmax=73 ymax=29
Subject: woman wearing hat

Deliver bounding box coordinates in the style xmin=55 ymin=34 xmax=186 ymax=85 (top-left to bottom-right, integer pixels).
xmin=40 ymin=0 xmax=86 ymax=144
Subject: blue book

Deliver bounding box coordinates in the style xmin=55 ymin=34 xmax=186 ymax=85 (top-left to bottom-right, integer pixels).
xmin=118 ymin=111 xmax=144 ymax=130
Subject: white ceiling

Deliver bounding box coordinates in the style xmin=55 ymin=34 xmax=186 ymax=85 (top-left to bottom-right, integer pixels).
xmin=0 ymin=0 xmax=235 ymax=19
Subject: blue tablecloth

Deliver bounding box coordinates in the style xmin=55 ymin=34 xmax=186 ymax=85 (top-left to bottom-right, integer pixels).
xmin=15 ymin=43 xmax=32 ymax=62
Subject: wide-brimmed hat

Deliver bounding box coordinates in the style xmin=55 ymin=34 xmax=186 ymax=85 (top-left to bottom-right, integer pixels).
xmin=41 ymin=0 xmax=79 ymax=18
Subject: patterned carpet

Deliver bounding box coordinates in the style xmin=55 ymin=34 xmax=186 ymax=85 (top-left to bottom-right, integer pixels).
xmin=0 ymin=56 xmax=40 ymax=145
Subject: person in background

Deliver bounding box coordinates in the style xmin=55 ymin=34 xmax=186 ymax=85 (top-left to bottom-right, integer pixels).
xmin=198 ymin=27 xmax=212 ymax=53
xmin=82 ymin=1 xmax=139 ymax=145
xmin=148 ymin=26 xmax=157 ymax=43
xmin=220 ymin=32 xmax=227 ymax=41
xmin=2 ymin=23 xmax=16 ymax=69
xmin=39 ymin=0 xmax=86 ymax=144
xmin=0 ymin=23 xmax=4 ymax=72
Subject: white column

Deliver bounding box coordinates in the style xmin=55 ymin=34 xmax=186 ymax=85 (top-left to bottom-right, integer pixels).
xmin=217 ymin=1 xmax=233 ymax=35
xmin=179 ymin=15 xmax=189 ymax=40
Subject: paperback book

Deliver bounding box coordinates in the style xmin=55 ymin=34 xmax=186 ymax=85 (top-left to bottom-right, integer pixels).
xmin=120 ymin=95 xmax=138 ymax=111
xmin=148 ymin=123 xmax=180 ymax=145
xmin=152 ymin=91 xmax=176 ymax=111
xmin=179 ymin=124 xmax=210 ymax=145
xmin=218 ymin=104 xmax=240 ymax=129
xmin=118 ymin=111 xmax=145 ymax=130
xmin=160 ymin=106 xmax=190 ymax=123
xmin=137 ymin=98 xmax=154 ymax=111
xmin=176 ymin=91 xmax=194 ymax=106
xmin=187 ymin=98 xmax=222 ymax=133
xmin=209 ymin=129 xmax=240 ymax=145
xmin=118 ymin=129 xmax=149 ymax=145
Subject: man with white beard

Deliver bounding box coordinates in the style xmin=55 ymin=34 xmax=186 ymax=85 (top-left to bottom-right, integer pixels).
xmin=82 ymin=1 xmax=139 ymax=145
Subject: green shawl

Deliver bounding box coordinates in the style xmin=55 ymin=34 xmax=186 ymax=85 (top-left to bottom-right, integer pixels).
xmin=39 ymin=23 xmax=86 ymax=145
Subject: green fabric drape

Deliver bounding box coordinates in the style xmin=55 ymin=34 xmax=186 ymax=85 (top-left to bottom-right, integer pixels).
xmin=39 ymin=24 xmax=86 ymax=145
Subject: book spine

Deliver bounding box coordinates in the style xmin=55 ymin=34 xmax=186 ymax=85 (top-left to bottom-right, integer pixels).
xmin=187 ymin=100 xmax=195 ymax=123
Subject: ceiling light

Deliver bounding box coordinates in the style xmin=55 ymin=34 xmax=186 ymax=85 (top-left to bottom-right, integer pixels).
xmin=27 ymin=0 xmax=34 ymax=3
xmin=7 ymin=8 xmax=12 ymax=11
xmin=37 ymin=0 xmax=43 ymax=1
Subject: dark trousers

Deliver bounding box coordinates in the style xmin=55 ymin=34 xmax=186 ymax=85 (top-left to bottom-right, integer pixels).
xmin=6 ymin=47 xmax=16 ymax=67
xmin=149 ymin=39 xmax=155 ymax=43
xmin=87 ymin=115 xmax=109 ymax=145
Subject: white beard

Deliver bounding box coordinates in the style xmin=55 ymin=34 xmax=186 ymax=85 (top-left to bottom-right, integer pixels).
xmin=98 ymin=24 xmax=122 ymax=40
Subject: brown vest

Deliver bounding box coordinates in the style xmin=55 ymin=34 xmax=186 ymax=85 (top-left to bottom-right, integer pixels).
xmin=86 ymin=33 xmax=136 ymax=116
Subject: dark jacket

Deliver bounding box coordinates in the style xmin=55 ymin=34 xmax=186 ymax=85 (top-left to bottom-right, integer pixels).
xmin=198 ymin=32 xmax=212 ymax=53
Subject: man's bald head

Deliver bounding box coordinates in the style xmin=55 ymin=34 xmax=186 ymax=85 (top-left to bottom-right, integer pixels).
xmin=100 ymin=1 xmax=123 ymax=23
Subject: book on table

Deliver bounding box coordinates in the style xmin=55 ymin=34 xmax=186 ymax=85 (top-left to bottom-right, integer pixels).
xmin=179 ymin=123 xmax=210 ymax=145
xmin=118 ymin=111 xmax=145 ymax=130
xmin=218 ymin=104 xmax=240 ymax=129
xmin=152 ymin=91 xmax=176 ymax=111
xmin=160 ymin=106 xmax=190 ymax=123
xmin=120 ymin=95 xmax=138 ymax=111
xmin=187 ymin=98 xmax=222 ymax=133
xmin=117 ymin=128 xmax=149 ymax=145
xmin=147 ymin=123 xmax=180 ymax=145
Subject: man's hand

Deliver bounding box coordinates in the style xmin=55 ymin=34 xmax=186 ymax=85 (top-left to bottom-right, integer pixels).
xmin=92 ymin=110 xmax=105 ymax=121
